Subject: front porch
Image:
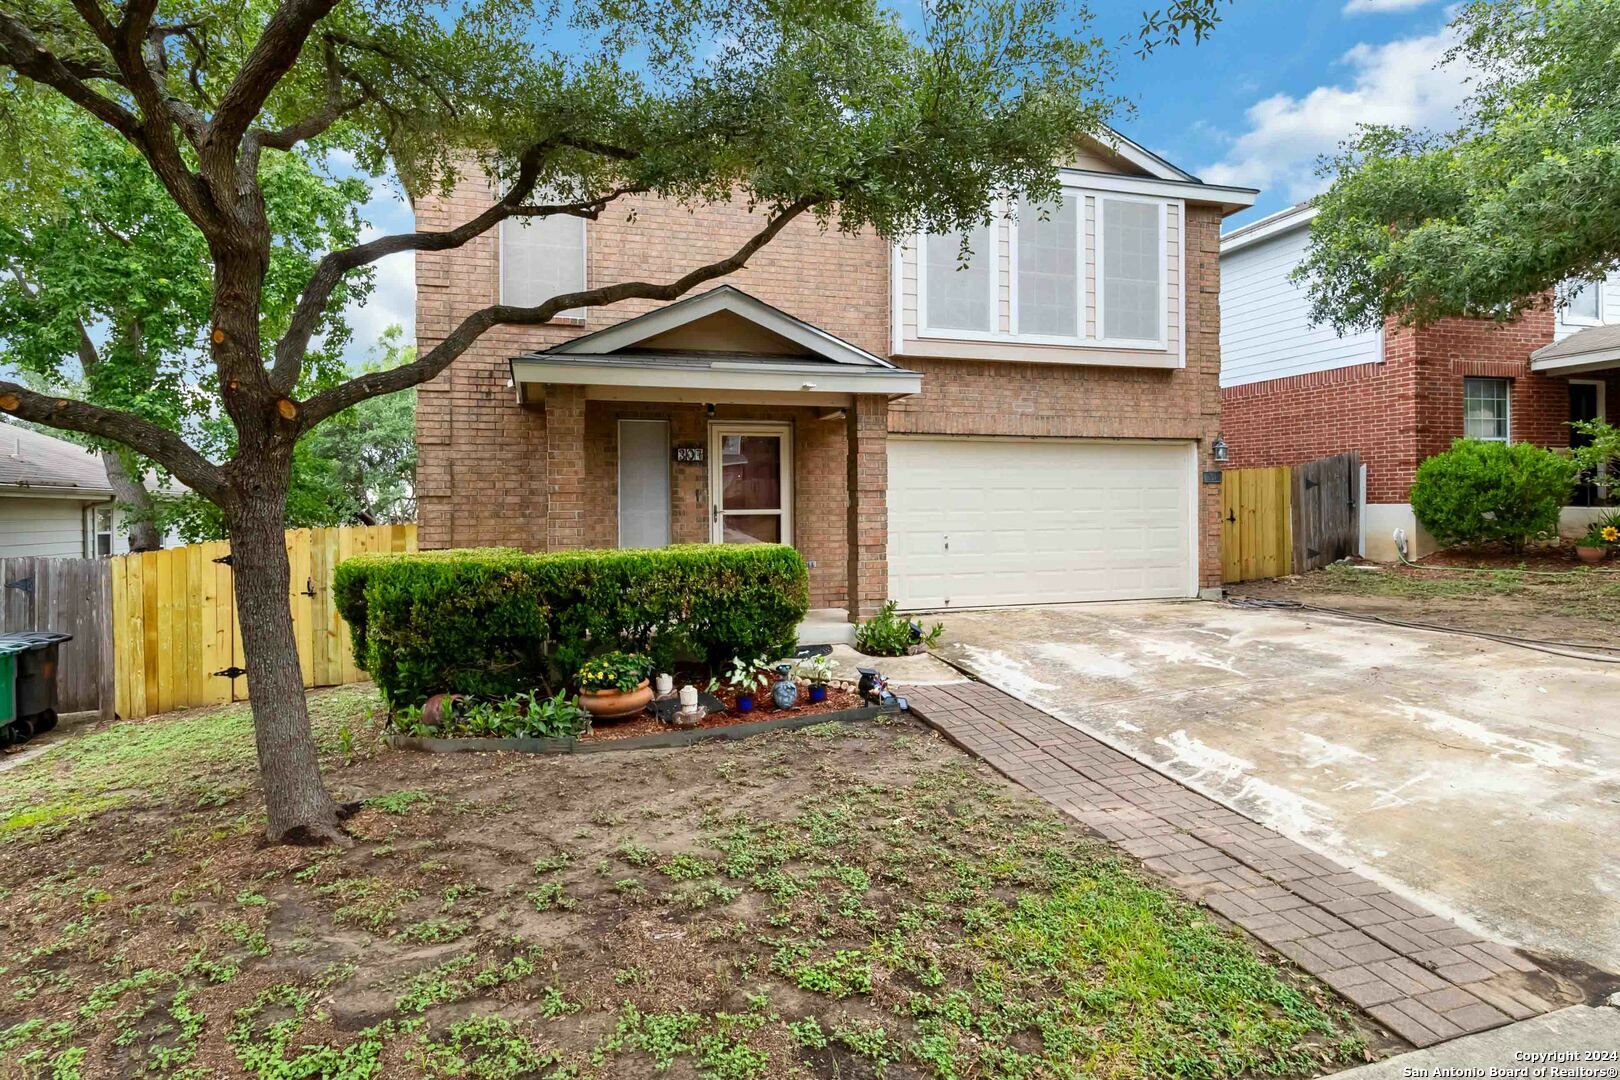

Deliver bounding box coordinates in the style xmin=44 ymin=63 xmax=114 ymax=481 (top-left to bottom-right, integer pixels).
xmin=509 ymin=286 xmax=922 ymax=620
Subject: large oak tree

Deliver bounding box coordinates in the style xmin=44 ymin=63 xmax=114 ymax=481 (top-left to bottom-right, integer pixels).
xmin=0 ymin=0 xmax=1228 ymax=843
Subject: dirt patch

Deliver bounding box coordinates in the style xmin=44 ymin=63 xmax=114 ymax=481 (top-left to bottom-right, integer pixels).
xmin=1233 ymin=557 xmax=1620 ymax=648
xmin=0 ymin=686 xmax=1383 ymax=1078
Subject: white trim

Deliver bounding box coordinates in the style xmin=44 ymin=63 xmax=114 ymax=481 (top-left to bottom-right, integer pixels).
xmin=1531 ymin=346 xmax=1620 ymax=374
xmin=617 ymin=419 xmax=671 ymax=549
xmin=889 ymin=240 xmax=905 ymax=355
xmin=550 ymin=286 xmax=893 ymax=368
xmin=1009 ymin=193 xmax=1085 ymax=343
xmin=1220 ymin=203 xmax=1317 ymax=255
xmin=1057 ymin=168 xmax=1256 ymax=209
xmin=511 ymin=357 xmax=922 ymax=397
xmin=1559 ymin=281 xmax=1605 ymax=329
xmin=1177 ymin=202 xmax=1187 ymax=367
xmin=498 ymin=214 xmax=587 ymax=322
xmin=709 ymin=421 xmax=793 ymax=546
xmin=1570 ymin=378 xmax=1608 ymax=423
xmin=1096 ymin=195 xmax=1169 ymax=349
xmin=1186 ymin=440 xmax=1200 ymax=599
xmin=917 ymin=219 xmax=1000 ymax=339
xmin=1462 ymin=375 xmax=1512 ymax=444
xmin=1090 ymin=128 xmax=1199 ymax=183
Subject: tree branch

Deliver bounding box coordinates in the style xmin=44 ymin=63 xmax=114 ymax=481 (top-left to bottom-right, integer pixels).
xmin=205 ymin=0 xmax=340 ymax=159
xmin=252 ymin=37 xmax=363 ymax=150
xmin=297 ymin=197 xmax=818 ymax=428
xmin=0 ymin=383 xmax=228 ymax=504
xmin=0 ymin=12 xmax=142 ymax=139
xmin=269 ymin=134 xmax=643 ymax=391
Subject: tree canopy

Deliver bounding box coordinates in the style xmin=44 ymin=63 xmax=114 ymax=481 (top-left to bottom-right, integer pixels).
xmin=1297 ymin=0 xmax=1620 ymax=332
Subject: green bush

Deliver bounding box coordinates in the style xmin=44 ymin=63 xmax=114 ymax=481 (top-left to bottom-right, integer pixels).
xmin=1410 ymin=440 xmax=1577 ymax=552
xmin=334 ymin=544 xmax=809 ymax=706
xmin=854 ymin=601 xmax=943 ymax=657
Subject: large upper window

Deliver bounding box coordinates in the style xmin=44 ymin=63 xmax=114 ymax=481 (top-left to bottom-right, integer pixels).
xmin=500 ymin=214 xmax=586 ymax=313
xmin=1566 ymin=281 xmax=1603 ymax=324
xmin=1463 ymin=377 xmax=1511 ymax=443
xmin=922 ymin=224 xmax=993 ymax=333
xmin=1015 ymin=196 xmax=1080 ymax=338
xmin=1100 ymin=198 xmax=1162 ymax=342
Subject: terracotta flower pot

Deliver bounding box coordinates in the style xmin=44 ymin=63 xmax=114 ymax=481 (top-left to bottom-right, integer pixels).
xmin=579 ymin=680 xmax=653 ymax=721
xmin=1576 ymin=545 xmax=1609 ymax=566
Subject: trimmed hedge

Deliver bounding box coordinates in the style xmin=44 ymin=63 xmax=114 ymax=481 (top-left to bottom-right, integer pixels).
xmin=1411 ymin=439 xmax=1576 ymax=552
xmin=333 ymin=544 xmax=809 ymax=706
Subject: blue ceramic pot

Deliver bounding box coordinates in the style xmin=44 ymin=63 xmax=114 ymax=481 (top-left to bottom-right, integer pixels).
xmin=736 ymin=694 xmax=754 ymax=713
xmin=808 ymin=684 xmax=827 ymax=703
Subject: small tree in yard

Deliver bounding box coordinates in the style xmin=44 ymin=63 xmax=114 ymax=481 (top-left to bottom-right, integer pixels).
xmin=1410 ymin=441 xmax=1577 ymax=553
xmin=0 ymin=0 xmax=1229 ymax=843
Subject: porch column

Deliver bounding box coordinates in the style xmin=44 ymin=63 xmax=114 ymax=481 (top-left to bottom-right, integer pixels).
xmin=544 ymin=385 xmax=587 ymax=551
xmin=845 ymin=395 xmax=889 ymax=621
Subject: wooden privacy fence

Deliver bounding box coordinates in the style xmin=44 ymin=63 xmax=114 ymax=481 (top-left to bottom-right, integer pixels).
xmin=1221 ymin=453 xmax=1361 ymax=584
xmin=0 ymin=556 xmax=114 ymax=720
xmin=111 ymin=524 xmax=417 ymax=720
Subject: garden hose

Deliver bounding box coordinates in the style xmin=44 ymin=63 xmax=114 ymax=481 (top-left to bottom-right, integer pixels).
xmin=1223 ymin=596 xmax=1620 ymax=665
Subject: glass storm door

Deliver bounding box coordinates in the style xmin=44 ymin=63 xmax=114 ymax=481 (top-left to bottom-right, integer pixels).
xmin=710 ymin=423 xmax=793 ymax=544
xmin=618 ymin=419 xmax=671 ymax=547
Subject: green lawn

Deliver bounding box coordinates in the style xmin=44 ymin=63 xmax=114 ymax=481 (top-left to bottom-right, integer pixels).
xmin=0 ymin=689 xmax=1370 ymax=1078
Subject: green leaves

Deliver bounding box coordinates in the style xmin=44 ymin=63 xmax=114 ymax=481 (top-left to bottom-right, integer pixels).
xmin=1410 ymin=439 xmax=1578 ymax=552
xmin=1298 ymin=0 xmax=1620 ymax=330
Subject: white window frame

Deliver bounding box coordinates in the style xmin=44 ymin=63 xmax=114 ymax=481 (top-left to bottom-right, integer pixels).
xmin=498 ymin=213 xmax=588 ymax=322
xmin=1562 ymin=280 xmax=1605 ymax=328
xmin=708 ymin=421 xmax=794 ymax=546
xmin=1462 ymin=376 xmax=1512 ymax=444
xmin=917 ymin=218 xmax=1000 ymax=340
xmin=1009 ymin=194 xmax=1085 ymax=345
xmin=1095 ymin=195 xmax=1169 ymax=349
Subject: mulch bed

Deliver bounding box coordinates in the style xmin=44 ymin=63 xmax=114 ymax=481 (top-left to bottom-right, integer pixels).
xmin=1413 ymin=540 xmax=1613 ymax=572
xmin=580 ymin=685 xmax=864 ymax=743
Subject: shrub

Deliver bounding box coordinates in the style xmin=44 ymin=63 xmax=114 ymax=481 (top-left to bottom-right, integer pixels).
xmin=334 ymin=544 xmax=808 ymax=706
xmin=1410 ymin=440 xmax=1577 ymax=552
xmin=854 ymin=601 xmax=943 ymax=657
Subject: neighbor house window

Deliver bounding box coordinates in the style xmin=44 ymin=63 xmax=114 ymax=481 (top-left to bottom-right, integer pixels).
xmin=90 ymin=507 xmax=112 ymax=558
xmin=500 ymin=214 xmax=586 ymax=314
xmin=1100 ymin=198 xmax=1162 ymax=342
xmin=922 ymin=223 xmax=993 ymax=333
xmin=1566 ymin=281 xmax=1603 ymax=324
xmin=1014 ymin=196 xmax=1080 ymax=338
xmin=1463 ymin=377 xmax=1511 ymax=442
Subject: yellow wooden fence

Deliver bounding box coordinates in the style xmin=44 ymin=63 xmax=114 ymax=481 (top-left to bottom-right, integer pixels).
xmin=1220 ymin=467 xmax=1292 ymax=584
xmin=110 ymin=524 xmax=417 ymax=719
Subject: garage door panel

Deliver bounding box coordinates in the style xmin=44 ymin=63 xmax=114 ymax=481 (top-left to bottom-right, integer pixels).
xmin=887 ymin=437 xmax=1194 ymax=610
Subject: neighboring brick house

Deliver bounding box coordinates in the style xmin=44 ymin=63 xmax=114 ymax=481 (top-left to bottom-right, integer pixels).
xmin=413 ymin=132 xmax=1257 ymax=624
xmin=1220 ymin=203 xmax=1618 ymax=561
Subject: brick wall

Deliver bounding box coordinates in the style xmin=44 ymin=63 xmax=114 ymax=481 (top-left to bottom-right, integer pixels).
xmin=1221 ymin=301 xmax=1613 ymax=505
xmin=416 ymin=175 xmax=1229 ymax=596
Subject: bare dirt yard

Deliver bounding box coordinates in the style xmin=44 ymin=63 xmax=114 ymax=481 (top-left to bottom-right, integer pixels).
xmin=1232 ymin=548 xmax=1620 ymax=649
xmin=0 ymin=685 xmax=1381 ymax=1079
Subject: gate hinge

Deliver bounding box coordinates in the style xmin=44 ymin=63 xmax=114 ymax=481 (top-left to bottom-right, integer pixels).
xmin=212 ymin=553 xmax=234 ymax=566
xmin=214 ymin=666 xmax=247 ymax=680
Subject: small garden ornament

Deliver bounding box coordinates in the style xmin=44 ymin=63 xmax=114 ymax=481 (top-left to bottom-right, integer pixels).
xmin=771 ymin=663 xmax=799 ymax=709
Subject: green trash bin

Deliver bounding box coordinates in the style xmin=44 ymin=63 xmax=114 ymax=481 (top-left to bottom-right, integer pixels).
xmin=0 ymin=637 xmax=30 ymax=748
xmin=0 ymin=631 xmax=71 ymax=747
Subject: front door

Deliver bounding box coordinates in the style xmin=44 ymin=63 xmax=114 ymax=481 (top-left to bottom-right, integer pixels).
xmin=709 ymin=423 xmax=793 ymax=544
xmin=1570 ymin=382 xmax=1604 ymax=507
xmin=619 ymin=419 xmax=671 ymax=547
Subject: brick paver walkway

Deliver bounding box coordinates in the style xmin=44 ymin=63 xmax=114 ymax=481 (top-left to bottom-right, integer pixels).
xmin=905 ymin=681 xmax=1575 ymax=1049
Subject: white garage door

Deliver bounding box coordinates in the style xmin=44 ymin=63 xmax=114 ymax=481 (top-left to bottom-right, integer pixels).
xmin=887 ymin=437 xmax=1196 ymax=610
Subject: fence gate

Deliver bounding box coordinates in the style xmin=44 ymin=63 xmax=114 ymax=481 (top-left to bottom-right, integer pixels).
xmin=1290 ymin=452 xmax=1361 ymax=574
xmin=1220 ymin=466 xmax=1292 ymax=584
xmin=0 ymin=556 xmax=114 ymax=720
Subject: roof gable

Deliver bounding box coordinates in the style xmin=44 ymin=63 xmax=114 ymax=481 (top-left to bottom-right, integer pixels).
xmin=547 ymin=286 xmax=893 ymax=368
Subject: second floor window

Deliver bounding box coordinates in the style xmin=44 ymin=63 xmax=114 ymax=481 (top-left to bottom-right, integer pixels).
xmin=1015 ymin=196 xmax=1080 ymax=338
xmin=922 ymin=224 xmax=994 ymax=333
xmin=500 ymin=214 xmax=586 ymax=312
xmin=1101 ymin=198 xmax=1163 ymax=343
xmin=1463 ymin=377 xmax=1511 ymax=442
xmin=1567 ymin=281 xmax=1603 ymax=323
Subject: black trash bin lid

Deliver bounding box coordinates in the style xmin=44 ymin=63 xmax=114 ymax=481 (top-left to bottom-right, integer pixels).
xmin=0 ymin=631 xmax=72 ymax=648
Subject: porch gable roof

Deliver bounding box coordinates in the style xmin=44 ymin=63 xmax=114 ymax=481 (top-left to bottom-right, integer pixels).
xmin=1532 ymin=323 xmax=1620 ymax=374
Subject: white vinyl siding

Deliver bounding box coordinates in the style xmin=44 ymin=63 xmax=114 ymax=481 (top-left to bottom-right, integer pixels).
xmin=1100 ymin=199 xmax=1163 ymax=343
xmin=0 ymin=496 xmax=98 ymax=558
xmin=1013 ymin=196 xmax=1080 ymax=338
xmin=500 ymin=214 xmax=586 ymax=313
xmin=887 ymin=437 xmax=1195 ymax=609
xmin=1219 ymin=223 xmax=1383 ymax=388
xmin=921 ymin=225 xmax=994 ymax=333
xmin=1554 ymin=273 xmax=1620 ymax=340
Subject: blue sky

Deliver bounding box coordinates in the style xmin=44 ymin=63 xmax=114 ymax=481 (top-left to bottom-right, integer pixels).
xmin=344 ymin=0 xmax=1475 ymax=360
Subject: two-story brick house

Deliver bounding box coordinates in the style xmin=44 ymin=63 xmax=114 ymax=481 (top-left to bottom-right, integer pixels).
xmin=1220 ymin=203 xmax=1618 ymax=560
xmin=413 ymin=132 xmax=1257 ymax=624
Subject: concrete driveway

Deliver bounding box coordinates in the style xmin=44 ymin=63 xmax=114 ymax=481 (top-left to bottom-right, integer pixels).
xmin=930 ymin=601 xmax=1620 ymax=973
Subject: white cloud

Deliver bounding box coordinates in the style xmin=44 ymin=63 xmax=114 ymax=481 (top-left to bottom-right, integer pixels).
xmin=1343 ymin=0 xmax=1440 ymax=13
xmin=1198 ymin=27 xmax=1473 ymax=205
xmin=340 ymin=182 xmax=416 ymax=366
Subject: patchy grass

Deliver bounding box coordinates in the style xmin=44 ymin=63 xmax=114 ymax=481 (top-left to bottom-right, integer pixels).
xmin=0 ymin=687 xmax=1375 ymax=1077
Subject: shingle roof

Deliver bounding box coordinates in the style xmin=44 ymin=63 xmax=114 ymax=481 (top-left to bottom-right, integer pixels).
xmin=0 ymin=422 xmax=114 ymax=496
xmin=1531 ymin=322 xmax=1620 ymax=362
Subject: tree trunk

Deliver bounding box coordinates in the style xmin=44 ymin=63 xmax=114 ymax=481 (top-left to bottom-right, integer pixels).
xmin=100 ymin=451 xmax=163 ymax=552
xmin=228 ymin=489 xmax=345 ymax=844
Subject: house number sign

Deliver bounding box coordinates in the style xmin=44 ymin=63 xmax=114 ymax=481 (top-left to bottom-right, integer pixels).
xmin=674 ymin=444 xmax=705 ymax=464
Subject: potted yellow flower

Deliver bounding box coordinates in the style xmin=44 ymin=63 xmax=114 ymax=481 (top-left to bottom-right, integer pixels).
xmin=575 ymin=651 xmax=653 ymax=720
xmin=1575 ymin=520 xmax=1620 ymax=565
